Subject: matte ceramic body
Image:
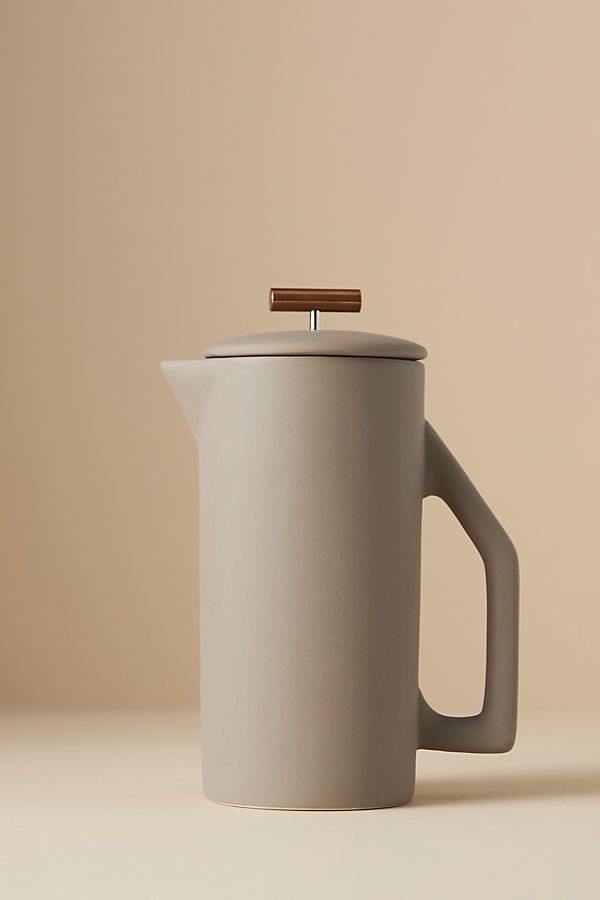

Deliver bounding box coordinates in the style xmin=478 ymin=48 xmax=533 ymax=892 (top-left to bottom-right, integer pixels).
xmin=162 ymin=353 xmax=519 ymax=810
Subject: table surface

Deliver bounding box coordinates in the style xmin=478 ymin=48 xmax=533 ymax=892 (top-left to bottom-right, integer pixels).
xmin=2 ymin=711 xmax=599 ymax=899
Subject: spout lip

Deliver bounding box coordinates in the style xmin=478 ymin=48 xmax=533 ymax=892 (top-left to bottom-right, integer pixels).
xmin=160 ymin=360 xmax=212 ymax=436
xmin=160 ymin=359 xmax=208 ymax=379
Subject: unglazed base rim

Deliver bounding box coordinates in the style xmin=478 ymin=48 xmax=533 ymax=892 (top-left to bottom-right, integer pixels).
xmin=208 ymin=798 xmax=411 ymax=811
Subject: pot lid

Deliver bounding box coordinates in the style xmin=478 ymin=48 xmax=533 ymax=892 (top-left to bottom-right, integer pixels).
xmin=205 ymin=288 xmax=427 ymax=361
xmin=206 ymin=329 xmax=426 ymax=360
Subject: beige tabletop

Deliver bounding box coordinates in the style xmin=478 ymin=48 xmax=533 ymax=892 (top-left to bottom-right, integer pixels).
xmin=1 ymin=711 xmax=599 ymax=899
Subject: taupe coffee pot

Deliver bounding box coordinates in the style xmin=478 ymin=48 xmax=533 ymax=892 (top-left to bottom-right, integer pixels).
xmin=162 ymin=289 xmax=518 ymax=810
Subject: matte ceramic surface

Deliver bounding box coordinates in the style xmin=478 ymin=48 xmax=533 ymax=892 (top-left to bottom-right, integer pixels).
xmin=162 ymin=344 xmax=518 ymax=810
xmin=205 ymin=329 xmax=427 ymax=360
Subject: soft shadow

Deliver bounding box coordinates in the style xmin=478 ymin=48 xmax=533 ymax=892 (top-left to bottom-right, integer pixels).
xmin=412 ymin=770 xmax=600 ymax=807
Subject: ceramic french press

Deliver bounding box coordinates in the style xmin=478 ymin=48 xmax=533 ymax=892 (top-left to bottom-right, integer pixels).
xmin=162 ymin=289 xmax=518 ymax=809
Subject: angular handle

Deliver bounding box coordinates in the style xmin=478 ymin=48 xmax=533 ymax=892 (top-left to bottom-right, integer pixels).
xmin=419 ymin=423 xmax=519 ymax=753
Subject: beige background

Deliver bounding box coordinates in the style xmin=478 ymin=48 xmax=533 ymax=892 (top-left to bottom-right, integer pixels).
xmin=1 ymin=0 xmax=598 ymax=714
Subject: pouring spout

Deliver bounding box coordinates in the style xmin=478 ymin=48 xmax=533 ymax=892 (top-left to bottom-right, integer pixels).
xmin=160 ymin=360 xmax=213 ymax=437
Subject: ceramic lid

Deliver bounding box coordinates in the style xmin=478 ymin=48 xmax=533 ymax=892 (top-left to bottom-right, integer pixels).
xmin=205 ymin=288 xmax=427 ymax=360
xmin=205 ymin=330 xmax=427 ymax=360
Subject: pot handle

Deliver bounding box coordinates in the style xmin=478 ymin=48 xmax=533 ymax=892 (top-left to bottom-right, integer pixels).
xmin=418 ymin=423 xmax=519 ymax=753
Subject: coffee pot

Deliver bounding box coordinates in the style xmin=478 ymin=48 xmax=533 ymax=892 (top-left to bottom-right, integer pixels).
xmin=162 ymin=288 xmax=518 ymax=809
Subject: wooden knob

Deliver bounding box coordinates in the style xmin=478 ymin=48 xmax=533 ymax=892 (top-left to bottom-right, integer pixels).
xmin=270 ymin=288 xmax=362 ymax=313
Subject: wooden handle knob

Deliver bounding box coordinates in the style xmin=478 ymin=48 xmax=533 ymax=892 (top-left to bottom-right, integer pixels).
xmin=270 ymin=288 xmax=362 ymax=313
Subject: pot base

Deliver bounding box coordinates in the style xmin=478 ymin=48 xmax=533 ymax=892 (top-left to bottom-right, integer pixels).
xmin=209 ymin=798 xmax=411 ymax=811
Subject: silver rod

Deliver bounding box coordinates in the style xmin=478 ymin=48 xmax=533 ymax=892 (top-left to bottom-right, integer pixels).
xmin=309 ymin=309 xmax=320 ymax=331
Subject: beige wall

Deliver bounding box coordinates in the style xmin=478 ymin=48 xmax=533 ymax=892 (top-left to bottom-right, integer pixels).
xmin=2 ymin=1 xmax=598 ymax=712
